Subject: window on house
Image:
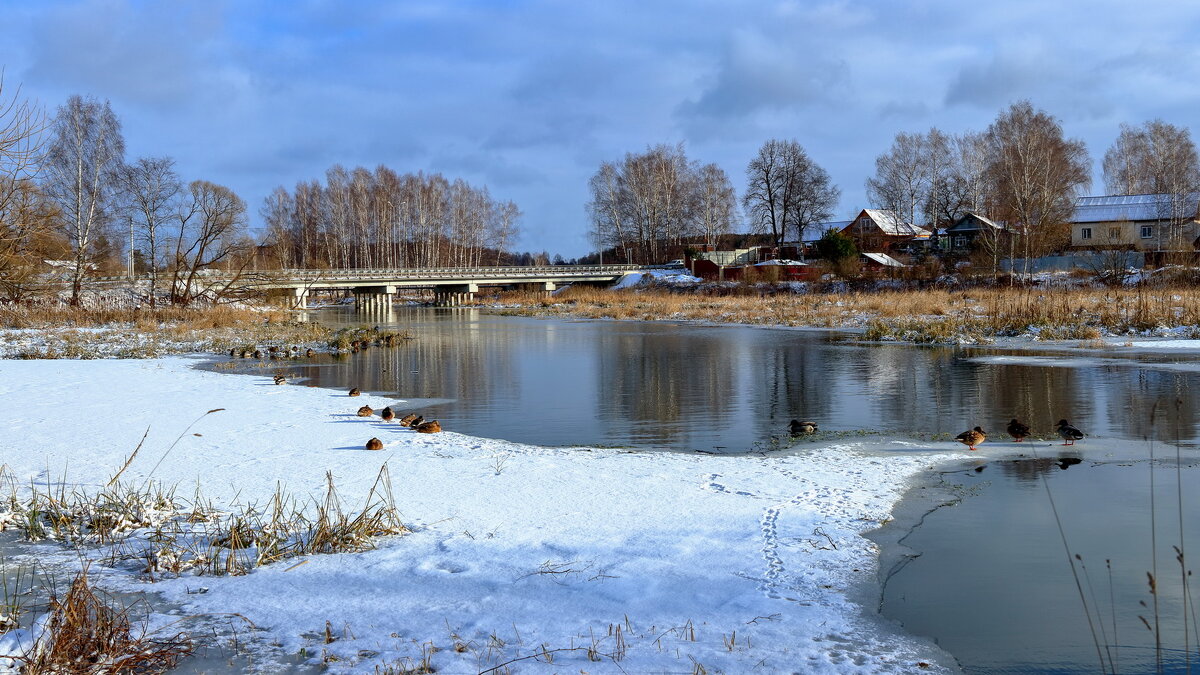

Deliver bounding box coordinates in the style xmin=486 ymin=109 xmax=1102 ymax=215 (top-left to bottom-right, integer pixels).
xmin=1109 ymin=226 xmax=1121 ymax=240
xmin=1141 ymin=225 xmax=1153 ymax=239
xmin=1081 ymin=227 xmax=1092 ymax=240
xmin=955 ymin=236 xmax=967 ymax=248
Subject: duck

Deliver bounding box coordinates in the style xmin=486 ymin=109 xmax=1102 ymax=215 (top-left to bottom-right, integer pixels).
xmin=380 ymin=407 xmax=395 ymax=422
xmin=414 ymin=420 xmax=442 ymax=434
xmin=789 ymin=419 xmax=818 ymax=434
xmin=1057 ymin=419 xmax=1085 ymax=446
xmin=955 ymin=426 xmax=987 ymax=451
xmin=306 ymin=348 xmax=315 ymax=358
xmin=1006 ymin=419 xmax=1031 ymax=442
xmin=398 ymin=413 xmax=419 ymax=427
xmin=357 ymin=405 xmax=374 ymax=417
xmin=349 ymin=388 xmax=361 ymax=397
xmin=253 ymin=349 xmax=263 ymax=359
xmin=408 ymin=415 xmax=425 ymax=429
xmin=365 ymin=437 xmax=384 ymax=451
xmin=273 ymin=374 xmax=287 ymax=385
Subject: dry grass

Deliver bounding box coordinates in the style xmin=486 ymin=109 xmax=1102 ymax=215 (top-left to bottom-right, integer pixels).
xmin=0 ymin=304 xmax=334 ymax=359
xmin=491 ymin=285 xmax=1200 ymax=343
xmin=0 ymin=463 xmax=409 ymax=579
xmin=18 ymin=569 xmax=193 ymax=674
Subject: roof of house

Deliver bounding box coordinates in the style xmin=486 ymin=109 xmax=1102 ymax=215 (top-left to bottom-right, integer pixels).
xmin=1074 ymin=193 xmax=1200 ymax=224
xmin=861 ymin=252 xmax=906 ymax=267
xmin=857 ymin=209 xmax=931 ymax=237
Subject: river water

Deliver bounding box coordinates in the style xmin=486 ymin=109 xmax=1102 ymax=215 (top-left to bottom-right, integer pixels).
xmin=205 ymin=306 xmax=1200 ymax=453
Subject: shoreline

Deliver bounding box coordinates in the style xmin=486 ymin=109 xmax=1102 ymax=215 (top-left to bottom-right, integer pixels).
xmin=0 ymin=354 xmax=974 ymax=672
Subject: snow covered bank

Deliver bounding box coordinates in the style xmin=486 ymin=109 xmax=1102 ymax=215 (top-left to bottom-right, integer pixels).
xmin=0 ymin=357 xmax=963 ymax=672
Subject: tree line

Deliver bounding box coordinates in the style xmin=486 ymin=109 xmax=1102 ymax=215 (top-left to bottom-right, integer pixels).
xmin=0 ymin=81 xmax=526 ymax=306
xmin=260 ymin=166 xmax=520 ymax=271
xmin=589 ymin=101 xmax=1200 ymax=266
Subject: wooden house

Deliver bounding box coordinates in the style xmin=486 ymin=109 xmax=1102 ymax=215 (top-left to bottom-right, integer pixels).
xmin=840 ymin=209 xmax=930 ymax=253
xmin=944 ymin=212 xmax=1006 ymax=252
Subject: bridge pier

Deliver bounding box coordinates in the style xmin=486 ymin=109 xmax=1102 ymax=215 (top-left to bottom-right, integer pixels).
xmin=353 ymin=285 xmax=396 ymax=314
xmin=269 ymin=287 xmax=309 ymax=309
xmin=434 ymin=283 xmax=479 ymax=307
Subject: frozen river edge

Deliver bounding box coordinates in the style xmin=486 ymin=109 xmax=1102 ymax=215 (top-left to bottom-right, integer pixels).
xmin=0 ymin=356 xmax=979 ymax=673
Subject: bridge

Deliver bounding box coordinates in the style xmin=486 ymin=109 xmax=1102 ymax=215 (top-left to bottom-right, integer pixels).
xmin=227 ymin=264 xmax=645 ymax=308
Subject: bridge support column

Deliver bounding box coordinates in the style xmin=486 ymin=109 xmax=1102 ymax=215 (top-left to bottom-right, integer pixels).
xmin=353 ymin=285 xmax=396 ymax=315
xmin=434 ymin=283 xmax=478 ymax=307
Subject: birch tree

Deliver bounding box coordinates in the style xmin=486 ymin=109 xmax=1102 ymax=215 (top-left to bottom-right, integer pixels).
xmin=983 ymin=101 xmax=1090 ymax=277
xmin=117 ymin=157 xmax=180 ymax=305
xmin=1103 ymin=120 xmax=1200 ymax=251
xmin=44 ymin=95 xmax=125 ymax=305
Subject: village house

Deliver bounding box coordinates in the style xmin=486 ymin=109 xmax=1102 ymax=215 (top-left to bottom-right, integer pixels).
xmin=943 ymin=212 xmax=1007 ymax=253
xmin=840 ymin=209 xmax=930 ymax=253
xmin=1070 ymin=193 xmax=1200 ymax=262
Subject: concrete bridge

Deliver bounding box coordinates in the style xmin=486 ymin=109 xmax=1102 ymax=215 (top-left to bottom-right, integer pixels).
xmin=232 ymin=265 xmax=644 ymax=308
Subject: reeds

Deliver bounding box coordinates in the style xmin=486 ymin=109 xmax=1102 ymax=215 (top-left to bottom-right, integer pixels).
xmin=495 ymin=285 xmax=1200 ymax=343
xmin=0 ymin=303 xmax=334 ymax=359
xmin=16 ymin=568 xmax=193 ymax=674
xmin=0 ymin=463 xmax=409 ymax=579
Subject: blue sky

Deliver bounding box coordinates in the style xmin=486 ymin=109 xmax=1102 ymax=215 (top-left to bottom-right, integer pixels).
xmin=4 ymin=0 xmax=1200 ymax=257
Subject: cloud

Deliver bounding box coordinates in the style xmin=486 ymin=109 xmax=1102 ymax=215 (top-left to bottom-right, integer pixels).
xmin=23 ymin=0 xmax=231 ymax=109
xmin=675 ymin=29 xmax=849 ymax=130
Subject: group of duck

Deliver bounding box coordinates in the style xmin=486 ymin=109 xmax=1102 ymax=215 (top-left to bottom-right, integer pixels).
xmin=955 ymin=418 xmax=1085 ymax=451
xmin=231 ymin=345 xmax=316 ymax=359
xmin=349 ymin=387 xmax=441 ymax=451
xmin=789 ymin=417 xmax=1086 ymax=451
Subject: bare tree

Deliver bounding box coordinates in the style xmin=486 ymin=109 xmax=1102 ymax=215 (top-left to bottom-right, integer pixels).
xmin=117 ymin=157 xmax=181 ymax=306
xmin=171 ymin=180 xmax=248 ymax=306
xmin=695 ymin=163 xmax=736 ymax=251
xmin=0 ymin=72 xmax=47 ymax=251
xmin=1103 ymin=120 xmax=1200 ymax=252
xmin=983 ymin=100 xmax=1091 ymax=278
xmin=744 ymin=139 xmax=839 ymax=249
xmin=43 ymin=95 xmax=125 ymax=305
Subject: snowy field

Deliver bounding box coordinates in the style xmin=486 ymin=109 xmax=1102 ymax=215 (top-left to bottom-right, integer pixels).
xmin=0 ymin=357 xmax=969 ymax=672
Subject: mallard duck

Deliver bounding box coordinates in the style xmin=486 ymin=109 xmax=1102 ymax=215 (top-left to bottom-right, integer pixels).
xmin=415 ymin=420 xmax=442 ymax=434
xmin=273 ymin=374 xmax=287 ymax=385
xmin=349 ymin=388 xmax=361 ymax=397
xmin=409 ymin=415 xmax=425 ymax=428
xmin=956 ymin=426 xmax=987 ymax=451
xmin=1057 ymin=419 xmax=1084 ymax=445
xmin=398 ymin=413 xmax=419 ymax=427
xmin=253 ymin=349 xmax=262 ymax=359
xmin=306 ymin=348 xmax=315 ymax=358
xmin=1007 ymin=419 xmax=1031 ymax=442
xmin=789 ymin=419 xmax=818 ymax=434
xmin=357 ymin=405 xmax=374 ymax=417
xmin=380 ymin=407 xmax=395 ymax=422
xmin=365 ymin=437 xmax=384 ymax=451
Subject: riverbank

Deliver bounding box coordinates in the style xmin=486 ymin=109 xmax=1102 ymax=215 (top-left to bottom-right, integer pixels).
xmin=489 ymin=284 xmax=1200 ymax=345
xmin=0 ymin=356 xmax=969 ymax=672
xmin=0 ymin=305 xmax=335 ymax=359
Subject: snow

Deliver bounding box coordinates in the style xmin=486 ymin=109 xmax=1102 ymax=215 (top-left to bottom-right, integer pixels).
xmin=0 ymin=356 xmax=962 ymax=672
xmin=612 ymin=268 xmax=702 ymax=289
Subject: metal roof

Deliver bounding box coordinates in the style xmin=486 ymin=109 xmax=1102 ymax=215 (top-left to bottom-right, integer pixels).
xmin=860 ymin=209 xmax=931 ymax=236
xmin=1073 ymin=193 xmax=1200 ymax=224
xmin=861 ymin=252 xmax=906 ymax=267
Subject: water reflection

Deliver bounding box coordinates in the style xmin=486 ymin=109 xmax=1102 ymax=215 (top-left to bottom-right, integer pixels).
xmin=199 ymin=308 xmax=1200 ymax=452
xmin=880 ymin=459 xmax=1200 ymax=673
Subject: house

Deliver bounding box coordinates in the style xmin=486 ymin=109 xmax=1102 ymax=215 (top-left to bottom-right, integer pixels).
xmin=860 ymin=252 xmax=907 ymax=271
xmin=840 ymin=209 xmax=930 ymax=253
xmin=944 ymin=212 xmax=1007 ymax=252
xmin=1070 ymin=194 xmax=1200 ymax=259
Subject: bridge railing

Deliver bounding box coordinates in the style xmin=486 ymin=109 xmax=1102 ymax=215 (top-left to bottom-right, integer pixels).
xmin=89 ymin=265 xmax=646 ymax=284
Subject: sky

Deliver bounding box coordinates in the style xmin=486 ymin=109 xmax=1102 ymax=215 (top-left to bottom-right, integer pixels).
xmin=3 ymin=0 xmax=1200 ymax=258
